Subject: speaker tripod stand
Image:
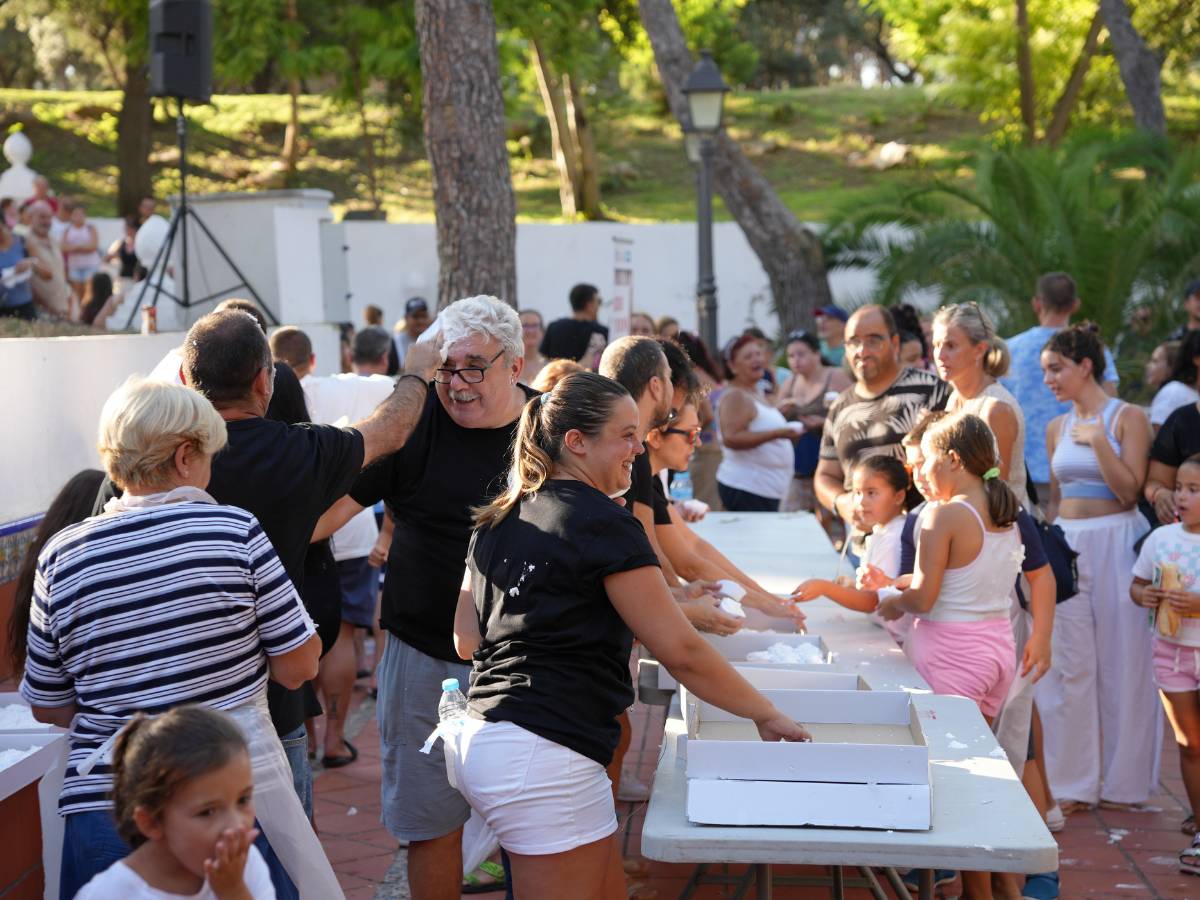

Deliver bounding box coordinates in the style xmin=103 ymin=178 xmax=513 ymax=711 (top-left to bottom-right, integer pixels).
xmin=125 ymin=97 xmax=278 ymax=329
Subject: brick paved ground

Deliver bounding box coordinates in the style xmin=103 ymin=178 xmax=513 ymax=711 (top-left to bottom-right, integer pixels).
xmin=318 ymin=680 xmax=1200 ymax=899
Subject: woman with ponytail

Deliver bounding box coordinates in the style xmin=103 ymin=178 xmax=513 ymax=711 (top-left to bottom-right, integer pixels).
xmin=932 ymin=302 xmax=1030 ymax=509
xmin=877 ymin=411 xmax=1025 ymax=898
xmin=1037 ymin=324 xmax=1158 ymax=816
xmin=451 ymin=372 xmax=810 ymax=899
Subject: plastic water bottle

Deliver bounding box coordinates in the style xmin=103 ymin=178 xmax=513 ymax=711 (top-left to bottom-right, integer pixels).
xmin=438 ymin=677 xmax=469 ymax=728
xmin=669 ymin=472 xmax=694 ymax=503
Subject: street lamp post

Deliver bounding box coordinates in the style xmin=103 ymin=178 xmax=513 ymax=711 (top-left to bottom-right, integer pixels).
xmin=683 ymin=50 xmax=729 ymax=355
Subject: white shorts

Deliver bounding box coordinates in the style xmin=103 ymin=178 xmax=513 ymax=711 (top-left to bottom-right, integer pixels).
xmin=451 ymin=718 xmax=617 ymax=855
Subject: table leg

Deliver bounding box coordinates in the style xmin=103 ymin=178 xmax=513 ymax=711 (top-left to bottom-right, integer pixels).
xmin=918 ymin=869 xmax=934 ymax=900
xmin=754 ymin=863 xmax=772 ymax=900
xmin=856 ymin=866 xmax=888 ymax=900
xmin=882 ymin=867 xmax=913 ymax=899
xmin=830 ymin=865 xmax=845 ymax=899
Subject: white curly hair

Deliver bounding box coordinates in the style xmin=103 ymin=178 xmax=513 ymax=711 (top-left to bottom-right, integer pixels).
xmin=439 ymin=295 xmax=524 ymax=362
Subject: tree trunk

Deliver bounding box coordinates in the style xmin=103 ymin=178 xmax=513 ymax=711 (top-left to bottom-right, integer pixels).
xmin=1044 ymin=9 xmax=1105 ymax=147
xmin=565 ymin=73 xmax=604 ymax=220
xmin=280 ymin=0 xmax=301 ymax=181
xmin=637 ymin=0 xmax=830 ymax=337
xmin=1098 ymin=0 xmax=1166 ymax=136
xmin=1014 ymin=0 xmax=1038 ymax=144
xmin=415 ymin=0 xmax=517 ymax=309
xmin=531 ymin=39 xmax=579 ymax=218
xmin=117 ymin=56 xmax=153 ymax=219
xmin=354 ymin=69 xmax=381 ymax=215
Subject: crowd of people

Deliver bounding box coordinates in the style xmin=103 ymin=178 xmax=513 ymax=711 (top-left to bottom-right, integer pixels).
xmin=0 ymin=175 xmax=156 ymax=325
xmin=6 ymin=271 xmax=1200 ymax=900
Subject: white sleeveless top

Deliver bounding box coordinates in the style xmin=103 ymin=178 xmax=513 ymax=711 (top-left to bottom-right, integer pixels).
xmin=955 ymin=382 xmax=1030 ymax=510
xmin=923 ymin=499 xmax=1024 ymax=623
xmin=717 ymin=390 xmax=793 ymax=500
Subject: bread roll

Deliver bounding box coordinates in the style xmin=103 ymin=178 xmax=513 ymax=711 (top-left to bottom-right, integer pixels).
xmin=1158 ymin=564 xmax=1183 ymax=637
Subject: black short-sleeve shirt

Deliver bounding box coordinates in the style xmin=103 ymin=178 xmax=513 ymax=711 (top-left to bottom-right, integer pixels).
xmin=466 ymin=479 xmax=660 ymax=766
xmin=350 ymin=384 xmax=537 ymax=662
xmin=539 ymin=318 xmax=609 ymax=362
xmin=624 ymin=445 xmax=671 ymax=526
xmin=650 ymin=471 xmax=675 ymax=525
xmin=1151 ymin=402 xmax=1200 ymax=468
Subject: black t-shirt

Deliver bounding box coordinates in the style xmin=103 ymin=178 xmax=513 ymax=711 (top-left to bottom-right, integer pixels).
xmin=539 ymin=318 xmax=609 ymax=362
xmin=650 ymin=470 xmax=675 ymax=525
xmin=466 ymin=479 xmax=660 ymax=766
xmin=624 ymin=445 xmax=670 ymax=525
xmin=207 ymin=417 xmax=364 ymax=734
xmin=350 ymin=384 xmax=537 ymax=662
xmin=1151 ymin=402 xmax=1200 ymax=468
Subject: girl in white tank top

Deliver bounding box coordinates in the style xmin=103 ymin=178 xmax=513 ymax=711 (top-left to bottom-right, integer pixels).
xmin=875 ymin=411 xmax=1024 ymax=897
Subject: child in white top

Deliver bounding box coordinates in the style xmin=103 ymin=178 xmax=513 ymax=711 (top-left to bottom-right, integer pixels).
xmin=76 ymin=706 xmax=276 ymax=900
xmin=1131 ymin=453 xmax=1200 ymax=873
xmin=791 ymin=454 xmax=908 ymax=615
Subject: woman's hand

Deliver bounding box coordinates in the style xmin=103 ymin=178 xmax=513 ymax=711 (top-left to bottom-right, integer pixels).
xmin=681 ymin=597 xmax=743 ymax=636
xmin=776 ymin=427 xmax=803 ymax=443
xmin=205 ymin=825 xmax=258 ymax=900
xmin=367 ymin=535 xmax=389 ymax=568
xmin=790 ymin=579 xmax=829 ymax=603
xmin=799 ymin=414 xmax=826 ymax=431
xmin=1069 ymin=418 xmax=1106 ymax=447
xmin=1152 ymin=487 xmax=1178 ymax=524
xmin=742 ymin=588 xmax=806 ymax=624
xmin=683 ymin=579 xmax=723 ymax=601
xmin=754 ymin=711 xmax=812 ymax=743
xmin=1020 ymin=632 xmax=1052 ymax=683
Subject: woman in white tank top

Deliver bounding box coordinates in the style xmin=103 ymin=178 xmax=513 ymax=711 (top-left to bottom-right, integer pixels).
xmin=932 ymin=303 xmax=1030 ymax=510
xmin=716 ymin=334 xmax=801 ymax=511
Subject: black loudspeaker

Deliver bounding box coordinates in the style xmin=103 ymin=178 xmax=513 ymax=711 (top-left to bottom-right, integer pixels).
xmin=149 ymin=0 xmax=212 ymax=102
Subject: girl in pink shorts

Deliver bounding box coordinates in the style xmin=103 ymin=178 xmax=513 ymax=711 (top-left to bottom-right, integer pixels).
xmin=876 ymin=408 xmax=1025 ymax=720
xmin=1131 ymin=453 xmax=1200 ymax=873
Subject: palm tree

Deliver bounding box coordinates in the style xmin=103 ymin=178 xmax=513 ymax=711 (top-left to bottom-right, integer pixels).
xmin=824 ymin=135 xmax=1200 ymax=346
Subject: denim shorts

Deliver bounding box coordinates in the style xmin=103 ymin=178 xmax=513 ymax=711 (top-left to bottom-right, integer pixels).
xmin=279 ymin=723 xmax=313 ymax=817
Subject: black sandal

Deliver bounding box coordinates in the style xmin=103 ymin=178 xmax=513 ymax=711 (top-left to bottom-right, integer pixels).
xmin=321 ymin=740 xmax=358 ymax=769
xmin=1184 ymin=814 xmax=1197 ymax=836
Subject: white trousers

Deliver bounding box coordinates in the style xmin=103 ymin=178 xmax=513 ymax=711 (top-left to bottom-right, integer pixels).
xmin=1035 ymin=510 xmax=1161 ymax=805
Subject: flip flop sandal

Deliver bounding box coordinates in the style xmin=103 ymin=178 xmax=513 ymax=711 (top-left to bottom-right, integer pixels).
xmin=462 ymin=860 xmax=507 ymax=894
xmin=1180 ymin=836 xmax=1200 ymax=875
xmin=321 ymin=740 xmax=358 ymax=769
xmin=1184 ymin=815 xmax=1198 ymax=836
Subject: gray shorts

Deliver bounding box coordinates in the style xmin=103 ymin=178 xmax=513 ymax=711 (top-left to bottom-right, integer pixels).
xmin=377 ymin=633 xmax=472 ymax=841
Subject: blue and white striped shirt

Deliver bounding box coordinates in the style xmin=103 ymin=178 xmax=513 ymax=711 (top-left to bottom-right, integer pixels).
xmin=20 ymin=501 xmax=315 ymax=815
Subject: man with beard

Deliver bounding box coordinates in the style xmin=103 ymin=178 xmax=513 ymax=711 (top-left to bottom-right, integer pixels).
xmin=814 ymin=305 xmax=950 ymax=535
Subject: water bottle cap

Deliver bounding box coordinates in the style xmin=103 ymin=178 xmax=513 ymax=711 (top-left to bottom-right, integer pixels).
xmin=441 ymin=678 xmax=460 ymax=692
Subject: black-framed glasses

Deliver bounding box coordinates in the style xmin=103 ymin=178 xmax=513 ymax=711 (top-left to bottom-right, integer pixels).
xmin=434 ymin=349 xmax=504 ymax=384
xmin=663 ymin=426 xmax=702 ymax=444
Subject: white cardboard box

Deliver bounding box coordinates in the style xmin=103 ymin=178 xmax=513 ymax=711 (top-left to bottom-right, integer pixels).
xmin=659 ymin=632 xmax=832 ymax=690
xmin=681 ymin=688 xmax=931 ymax=831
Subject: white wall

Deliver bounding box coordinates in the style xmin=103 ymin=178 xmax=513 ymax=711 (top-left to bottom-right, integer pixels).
xmin=1 ymin=324 xmax=342 ymax=522
xmin=341 ymin=221 xmax=885 ymax=339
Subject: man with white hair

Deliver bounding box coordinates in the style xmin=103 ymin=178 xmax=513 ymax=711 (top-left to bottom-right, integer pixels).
xmin=26 ymin=200 xmax=73 ymax=318
xmin=316 ymin=295 xmax=532 ymax=900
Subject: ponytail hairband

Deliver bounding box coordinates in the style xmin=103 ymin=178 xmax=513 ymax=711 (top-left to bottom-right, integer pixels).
xmin=982 ymin=467 xmax=1001 ymax=482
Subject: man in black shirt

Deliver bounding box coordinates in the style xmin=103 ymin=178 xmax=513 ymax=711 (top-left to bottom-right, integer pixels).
xmin=539 ymin=281 xmax=609 ymax=363
xmin=315 ymin=296 xmax=534 ymax=900
xmin=174 ymin=310 xmax=438 ymax=815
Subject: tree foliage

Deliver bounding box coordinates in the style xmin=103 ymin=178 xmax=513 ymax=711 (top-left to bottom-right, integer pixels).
xmin=825 ymin=135 xmax=1200 ymax=344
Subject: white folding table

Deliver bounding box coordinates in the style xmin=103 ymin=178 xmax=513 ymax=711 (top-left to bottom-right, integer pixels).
xmin=640 ymin=512 xmax=1059 ymax=898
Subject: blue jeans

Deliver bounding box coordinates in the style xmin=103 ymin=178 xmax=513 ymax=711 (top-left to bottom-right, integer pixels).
xmin=279 ymin=723 xmax=313 ymax=817
xmin=60 ymin=810 xmax=298 ymax=900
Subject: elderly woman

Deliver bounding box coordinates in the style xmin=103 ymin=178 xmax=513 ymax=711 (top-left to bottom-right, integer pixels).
xmin=452 ymin=372 xmax=809 ymax=897
xmin=716 ymin=333 xmax=801 ymax=511
xmin=21 ymin=378 xmax=331 ymax=899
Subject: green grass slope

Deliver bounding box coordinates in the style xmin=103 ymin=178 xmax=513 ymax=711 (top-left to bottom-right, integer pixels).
xmin=0 ymin=85 xmax=987 ymax=222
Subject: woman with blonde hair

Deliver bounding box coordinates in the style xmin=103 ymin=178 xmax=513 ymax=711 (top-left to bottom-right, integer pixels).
xmin=932 ymin=302 xmax=1030 ymax=509
xmin=20 ymin=377 xmax=334 ymax=899
xmin=451 ymin=372 xmax=809 ymax=898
